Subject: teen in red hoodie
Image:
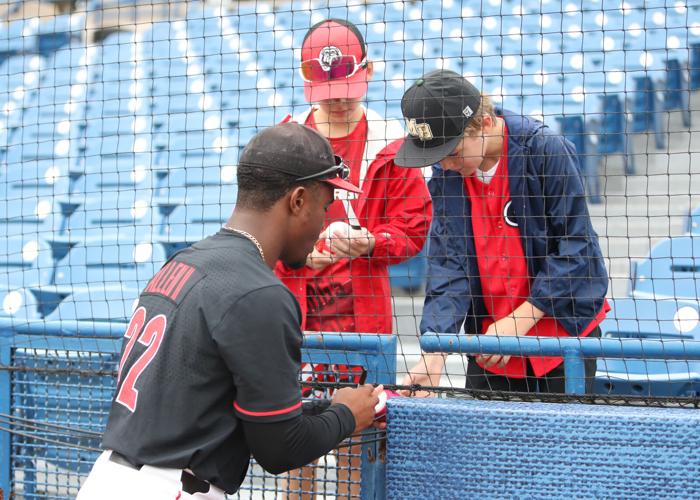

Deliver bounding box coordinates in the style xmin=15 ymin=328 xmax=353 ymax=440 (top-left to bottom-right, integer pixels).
xmin=275 ymin=19 xmax=432 ymax=499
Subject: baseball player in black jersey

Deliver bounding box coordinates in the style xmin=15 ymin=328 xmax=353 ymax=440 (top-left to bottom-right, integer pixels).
xmin=77 ymin=123 xmax=383 ymax=500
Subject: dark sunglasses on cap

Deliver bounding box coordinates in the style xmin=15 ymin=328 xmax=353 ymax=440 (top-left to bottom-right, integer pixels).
xmin=300 ymin=55 xmax=368 ymax=82
xmin=295 ymin=155 xmax=350 ymax=182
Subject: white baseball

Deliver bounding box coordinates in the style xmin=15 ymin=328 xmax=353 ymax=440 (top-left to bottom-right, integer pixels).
xmin=374 ymin=390 xmax=388 ymax=413
xmin=325 ymin=221 xmax=354 ymax=246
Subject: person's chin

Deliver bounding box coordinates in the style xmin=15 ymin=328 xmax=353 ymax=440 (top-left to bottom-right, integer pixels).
xmin=283 ymin=258 xmax=307 ymax=270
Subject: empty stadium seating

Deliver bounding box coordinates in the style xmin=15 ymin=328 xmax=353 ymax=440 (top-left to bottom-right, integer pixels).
xmin=596 ymin=298 xmax=700 ymax=397
xmin=0 ymin=287 xmax=41 ymax=321
xmin=631 ymin=236 xmax=700 ymax=300
xmin=0 ymin=0 xmax=696 ymax=311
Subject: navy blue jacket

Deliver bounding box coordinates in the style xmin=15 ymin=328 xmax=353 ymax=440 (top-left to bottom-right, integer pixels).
xmin=421 ymin=109 xmax=608 ymax=337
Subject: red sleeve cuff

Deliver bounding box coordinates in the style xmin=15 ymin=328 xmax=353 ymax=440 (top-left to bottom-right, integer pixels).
xmin=371 ymin=232 xmax=392 ymax=256
xmin=233 ymin=400 xmax=302 ymax=418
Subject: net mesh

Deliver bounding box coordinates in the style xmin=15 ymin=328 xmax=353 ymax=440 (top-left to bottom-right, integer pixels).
xmin=0 ymin=0 xmax=699 ymax=497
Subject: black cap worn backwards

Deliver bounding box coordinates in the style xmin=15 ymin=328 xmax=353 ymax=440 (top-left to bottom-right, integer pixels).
xmin=239 ymin=122 xmax=361 ymax=193
xmin=396 ymin=69 xmax=482 ymax=168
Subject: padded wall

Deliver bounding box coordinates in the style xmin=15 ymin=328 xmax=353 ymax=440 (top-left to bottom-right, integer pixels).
xmin=386 ymin=397 xmax=700 ymax=499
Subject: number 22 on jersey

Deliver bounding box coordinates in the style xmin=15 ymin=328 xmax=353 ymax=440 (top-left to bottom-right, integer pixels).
xmin=115 ymin=306 xmax=168 ymax=412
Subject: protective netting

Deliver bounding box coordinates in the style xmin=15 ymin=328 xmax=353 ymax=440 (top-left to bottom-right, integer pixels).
xmin=0 ymin=0 xmax=699 ymax=498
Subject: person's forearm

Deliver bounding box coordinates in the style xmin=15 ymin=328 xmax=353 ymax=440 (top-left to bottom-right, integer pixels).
xmin=412 ymin=352 xmax=447 ymax=383
xmin=301 ymin=399 xmax=331 ymax=415
xmin=512 ymin=301 xmax=546 ymax=334
xmin=424 ymin=352 xmax=448 ymax=374
xmin=243 ymin=404 xmax=355 ymax=474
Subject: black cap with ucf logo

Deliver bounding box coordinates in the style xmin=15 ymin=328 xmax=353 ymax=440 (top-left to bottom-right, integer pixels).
xmin=396 ymin=69 xmax=482 ymax=168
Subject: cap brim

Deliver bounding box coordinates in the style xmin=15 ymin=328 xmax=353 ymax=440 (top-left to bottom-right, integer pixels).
xmin=394 ymin=135 xmax=463 ymax=168
xmin=324 ymin=177 xmax=362 ymax=193
xmin=304 ymin=67 xmax=369 ymax=102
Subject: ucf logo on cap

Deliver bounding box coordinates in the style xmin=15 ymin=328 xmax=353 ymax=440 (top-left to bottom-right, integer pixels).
xmin=405 ymin=118 xmax=434 ymax=141
xmin=319 ymin=46 xmax=342 ymax=70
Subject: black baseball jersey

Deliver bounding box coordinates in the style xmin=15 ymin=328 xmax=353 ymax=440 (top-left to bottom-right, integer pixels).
xmin=102 ymin=229 xmax=304 ymax=493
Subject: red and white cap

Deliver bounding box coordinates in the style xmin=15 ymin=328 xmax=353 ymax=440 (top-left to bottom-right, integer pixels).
xmin=301 ymin=19 xmax=369 ymax=102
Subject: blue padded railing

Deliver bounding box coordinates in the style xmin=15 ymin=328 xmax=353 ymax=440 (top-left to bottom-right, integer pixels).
xmin=0 ymin=320 xmax=395 ymax=500
xmin=385 ymin=398 xmax=700 ymax=499
xmin=420 ymin=334 xmax=700 ymax=395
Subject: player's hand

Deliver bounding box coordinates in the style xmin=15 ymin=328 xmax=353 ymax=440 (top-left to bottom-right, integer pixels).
xmin=331 ymin=384 xmax=383 ymax=434
xmin=400 ymin=353 xmax=446 ymax=397
xmin=325 ymin=222 xmax=375 ymax=259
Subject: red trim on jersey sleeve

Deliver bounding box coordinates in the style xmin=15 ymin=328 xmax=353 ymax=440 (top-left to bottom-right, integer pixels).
xmin=233 ymin=400 xmax=302 ymax=417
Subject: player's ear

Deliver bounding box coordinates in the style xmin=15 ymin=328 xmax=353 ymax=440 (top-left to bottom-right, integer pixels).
xmin=287 ymin=185 xmax=307 ymax=216
xmin=366 ymin=60 xmax=374 ymax=80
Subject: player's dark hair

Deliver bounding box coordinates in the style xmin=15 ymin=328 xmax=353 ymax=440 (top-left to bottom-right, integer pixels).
xmin=236 ymin=164 xmax=318 ymax=211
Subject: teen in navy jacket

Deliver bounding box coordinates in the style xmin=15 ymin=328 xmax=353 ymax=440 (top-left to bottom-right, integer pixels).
xmin=396 ymin=70 xmax=609 ymax=393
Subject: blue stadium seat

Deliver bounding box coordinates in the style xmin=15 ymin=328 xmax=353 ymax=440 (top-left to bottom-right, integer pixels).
xmin=631 ymin=236 xmax=700 ymax=300
xmin=100 ymin=31 xmax=139 ymax=64
xmin=691 ymin=43 xmax=700 ymax=90
xmin=0 ymin=287 xmax=41 ymax=321
xmin=89 ymin=65 xmax=142 ymax=93
xmin=158 ymin=222 xmax=224 ymax=257
xmin=596 ymin=298 xmax=700 ymax=397
xmin=73 ymin=164 xmax=153 ymax=199
xmin=687 ymin=203 xmax=700 ymax=234
xmin=83 ymin=98 xmax=137 ymax=119
xmin=555 ymin=115 xmax=600 ymax=203
xmin=51 ymin=42 xmax=93 ymax=70
xmin=152 ymin=145 xmax=235 ymax=197
xmin=0 ymin=54 xmax=44 ymax=88
xmin=142 ymin=21 xmax=178 ymax=42
xmin=2 ymin=157 xmax=71 ymax=194
xmin=630 ymin=75 xmax=666 ymax=149
xmin=0 ymin=18 xmax=37 ymax=54
xmin=84 ymin=115 xmax=145 ymax=138
xmin=44 ymin=286 xmax=138 ymax=323
xmin=80 ymin=133 xmax=145 ymax=158
xmin=40 ymin=239 xmax=166 ymax=310
xmin=5 ymin=131 xmax=72 ymax=164
xmin=595 ymin=93 xmax=635 ymax=175
xmin=150 ymin=74 xmax=189 ymax=98
xmin=0 ymin=236 xmax=53 ymax=290
xmin=52 ymin=186 xmax=158 ymax=239
xmin=664 ymin=58 xmax=691 ymax=127
xmin=31 ymin=84 xmax=75 ymax=111
xmin=186 ymin=5 xmax=224 ymax=47
xmin=156 ymin=183 xmax=235 ymax=235
xmin=36 ymin=14 xmax=81 ymax=56
xmin=0 ymin=191 xmax=57 ymax=238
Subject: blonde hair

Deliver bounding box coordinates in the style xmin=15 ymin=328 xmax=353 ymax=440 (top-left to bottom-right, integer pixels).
xmin=463 ymin=94 xmax=497 ymax=136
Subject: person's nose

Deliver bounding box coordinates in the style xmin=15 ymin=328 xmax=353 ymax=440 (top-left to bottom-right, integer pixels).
xmin=440 ymin=157 xmax=460 ymax=171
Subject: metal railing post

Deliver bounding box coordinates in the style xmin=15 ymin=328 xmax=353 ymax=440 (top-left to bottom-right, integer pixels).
xmin=563 ymin=347 xmax=586 ymax=395
xmin=0 ymin=328 xmax=13 ymax=498
xmin=302 ymin=333 xmax=395 ymax=500
xmin=360 ymin=335 xmax=395 ymax=500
